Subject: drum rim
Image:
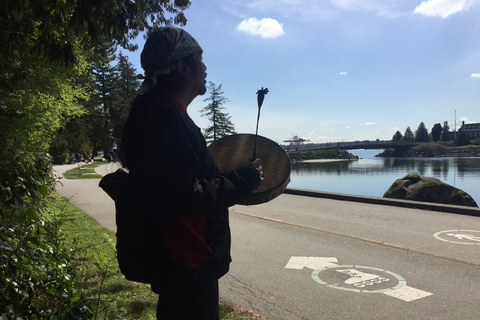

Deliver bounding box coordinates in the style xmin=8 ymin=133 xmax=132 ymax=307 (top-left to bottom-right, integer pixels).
xmin=209 ymin=133 xmax=291 ymax=205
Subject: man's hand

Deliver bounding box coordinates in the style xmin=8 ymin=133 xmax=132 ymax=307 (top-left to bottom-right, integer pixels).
xmin=250 ymin=158 xmax=264 ymax=181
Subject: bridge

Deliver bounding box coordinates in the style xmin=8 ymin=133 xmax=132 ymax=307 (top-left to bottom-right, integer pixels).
xmin=293 ymin=139 xmax=415 ymax=151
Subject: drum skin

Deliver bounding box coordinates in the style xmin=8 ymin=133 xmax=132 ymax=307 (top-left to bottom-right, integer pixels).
xmin=208 ymin=134 xmax=291 ymax=205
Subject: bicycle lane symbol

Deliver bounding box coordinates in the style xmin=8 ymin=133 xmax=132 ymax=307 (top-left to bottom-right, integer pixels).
xmin=433 ymin=230 xmax=480 ymax=245
xmin=285 ymin=256 xmax=433 ymax=302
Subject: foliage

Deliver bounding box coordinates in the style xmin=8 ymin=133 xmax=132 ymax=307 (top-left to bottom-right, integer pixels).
xmin=455 ymin=131 xmax=470 ymax=147
xmin=415 ymin=122 xmax=430 ymax=143
xmin=431 ymin=123 xmax=442 ymax=142
xmin=0 ymin=151 xmax=91 ymax=319
xmin=441 ymin=121 xmax=450 ymax=142
xmin=1 ymin=0 xmax=191 ymax=66
xmin=2 ymin=0 xmax=190 ymax=164
xmin=411 ymin=143 xmax=448 ymax=156
xmin=392 ymin=131 xmax=403 ymax=141
xmin=201 ymin=82 xmax=236 ymax=144
xmin=287 ymin=149 xmax=356 ymax=161
xmin=0 ymin=54 xmax=89 ymax=163
xmin=49 ymin=52 xmax=140 ymax=163
xmin=403 ymin=127 xmax=414 ymax=141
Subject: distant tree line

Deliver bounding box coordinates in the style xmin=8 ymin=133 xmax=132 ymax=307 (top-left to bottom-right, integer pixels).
xmin=49 ymin=48 xmax=140 ymax=164
xmin=391 ymin=121 xmax=472 ymax=147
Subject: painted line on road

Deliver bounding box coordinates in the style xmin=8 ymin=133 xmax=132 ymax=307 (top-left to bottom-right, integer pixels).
xmin=230 ymin=209 xmax=480 ymax=267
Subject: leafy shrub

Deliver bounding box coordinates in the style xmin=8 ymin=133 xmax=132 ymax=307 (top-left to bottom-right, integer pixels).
xmin=0 ymin=150 xmax=90 ymax=319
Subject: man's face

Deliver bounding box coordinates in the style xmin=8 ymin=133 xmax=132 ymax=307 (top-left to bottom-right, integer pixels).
xmin=191 ymin=48 xmax=207 ymax=96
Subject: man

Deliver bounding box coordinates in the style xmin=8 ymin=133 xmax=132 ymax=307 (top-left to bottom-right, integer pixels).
xmin=101 ymin=27 xmax=262 ymax=319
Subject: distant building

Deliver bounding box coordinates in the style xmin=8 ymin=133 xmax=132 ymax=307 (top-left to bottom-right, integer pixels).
xmin=449 ymin=121 xmax=480 ymax=140
xmin=459 ymin=121 xmax=480 ymax=140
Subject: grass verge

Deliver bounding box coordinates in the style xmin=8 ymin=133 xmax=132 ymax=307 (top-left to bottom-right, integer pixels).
xmin=63 ymin=162 xmax=105 ymax=179
xmin=54 ymin=193 xmax=264 ymax=319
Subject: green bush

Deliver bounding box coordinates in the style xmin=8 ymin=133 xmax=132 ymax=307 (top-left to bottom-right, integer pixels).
xmin=1 ymin=150 xmax=90 ymax=319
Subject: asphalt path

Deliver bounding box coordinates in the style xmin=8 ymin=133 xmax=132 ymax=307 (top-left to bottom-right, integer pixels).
xmin=55 ymin=164 xmax=480 ymax=320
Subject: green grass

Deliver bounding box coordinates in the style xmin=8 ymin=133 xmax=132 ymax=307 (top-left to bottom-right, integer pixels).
xmin=53 ymin=193 xmax=263 ymax=319
xmin=63 ymin=162 xmax=105 ymax=179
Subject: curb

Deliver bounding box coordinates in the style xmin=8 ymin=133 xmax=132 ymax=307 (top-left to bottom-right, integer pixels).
xmin=284 ymin=188 xmax=480 ymax=217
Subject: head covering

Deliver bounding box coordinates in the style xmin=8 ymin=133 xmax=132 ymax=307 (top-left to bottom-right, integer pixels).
xmin=138 ymin=26 xmax=201 ymax=95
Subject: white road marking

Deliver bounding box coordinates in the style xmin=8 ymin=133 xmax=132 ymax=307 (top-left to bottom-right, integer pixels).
xmin=284 ymin=256 xmax=338 ymax=269
xmin=285 ymin=256 xmax=433 ymax=302
xmin=383 ymin=285 xmax=433 ymax=302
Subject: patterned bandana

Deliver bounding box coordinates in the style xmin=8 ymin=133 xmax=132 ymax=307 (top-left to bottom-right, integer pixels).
xmin=139 ymin=26 xmax=200 ymax=95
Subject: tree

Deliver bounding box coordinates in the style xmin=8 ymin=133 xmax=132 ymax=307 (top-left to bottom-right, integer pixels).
xmin=392 ymin=131 xmax=403 ymax=141
xmin=110 ymin=53 xmax=141 ymax=149
xmin=91 ymin=44 xmax=118 ymax=155
xmin=1 ymin=0 xmax=190 ymax=161
xmin=200 ymin=82 xmax=236 ymax=144
xmin=455 ymin=131 xmax=470 ymax=146
xmin=442 ymin=121 xmax=450 ymax=141
xmin=49 ymin=51 xmax=140 ymax=161
xmin=431 ymin=123 xmax=443 ymax=142
xmin=403 ymin=127 xmax=414 ymax=141
xmin=415 ymin=122 xmax=430 ymax=142
xmin=1 ymin=0 xmax=190 ymax=66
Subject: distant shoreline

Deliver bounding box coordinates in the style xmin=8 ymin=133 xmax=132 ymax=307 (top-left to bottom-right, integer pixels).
xmin=298 ymin=159 xmax=352 ymax=163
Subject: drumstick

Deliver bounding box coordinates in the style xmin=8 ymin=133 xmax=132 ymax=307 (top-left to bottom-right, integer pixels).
xmin=253 ymin=87 xmax=269 ymax=160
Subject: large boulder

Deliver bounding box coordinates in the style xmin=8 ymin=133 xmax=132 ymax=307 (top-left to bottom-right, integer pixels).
xmin=384 ymin=171 xmax=478 ymax=207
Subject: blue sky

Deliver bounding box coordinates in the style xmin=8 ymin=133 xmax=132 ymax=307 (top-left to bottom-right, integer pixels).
xmin=123 ymin=0 xmax=479 ymax=144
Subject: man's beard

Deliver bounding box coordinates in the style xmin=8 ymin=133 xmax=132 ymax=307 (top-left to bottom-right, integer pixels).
xmin=198 ymin=83 xmax=207 ymax=96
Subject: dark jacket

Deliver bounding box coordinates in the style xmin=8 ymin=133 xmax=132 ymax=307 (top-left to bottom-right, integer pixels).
xmin=100 ymin=92 xmax=259 ymax=285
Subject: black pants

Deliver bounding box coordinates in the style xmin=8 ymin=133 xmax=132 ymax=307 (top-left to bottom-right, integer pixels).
xmin=153 ymin=278 xmax=219 ymax=320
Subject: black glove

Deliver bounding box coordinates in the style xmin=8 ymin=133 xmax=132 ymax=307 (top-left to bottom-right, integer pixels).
xmin=230 ymin=161 xmax=262 ymax=193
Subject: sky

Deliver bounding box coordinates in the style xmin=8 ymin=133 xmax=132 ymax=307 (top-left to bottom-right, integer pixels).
xmin=123 ymin=0 xmax=480 ymax=145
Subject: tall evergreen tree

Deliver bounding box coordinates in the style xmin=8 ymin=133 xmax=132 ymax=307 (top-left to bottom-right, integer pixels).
xmin=431 ymin=123 xmax=443 ymax=142
xmin=442 ymin=121 xmax=450 ymax=141
xmin=403 ymin=127 xmax=414 ymax=141
xmin=392 ymin=131 xmax=403 ymax=141
xmin=200 ymin=82 xmax=236 ymax=144
xmin=90 ymin=44 xmax=118 ymax=155
xmin=111 ymin=52 xmax=140 ymax=149
xmin=415 ymin=122 xmax=430 ymax=142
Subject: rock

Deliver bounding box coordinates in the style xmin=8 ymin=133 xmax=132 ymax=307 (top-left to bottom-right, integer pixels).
xmin=383 ymin=171 xmax=478 ymax=207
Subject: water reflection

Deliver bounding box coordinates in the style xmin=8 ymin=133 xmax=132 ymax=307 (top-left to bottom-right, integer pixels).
xmin=293 ymin=158 xmax=480 ymax=177
xmin=290 ymin=157 xmax=480 ymax=202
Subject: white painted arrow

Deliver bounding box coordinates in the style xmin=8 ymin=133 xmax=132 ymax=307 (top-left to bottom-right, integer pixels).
xmin=284 ymin=256 xmax=338 ymax=269
xmin=285 ymin=256 xmax=432 ymax=302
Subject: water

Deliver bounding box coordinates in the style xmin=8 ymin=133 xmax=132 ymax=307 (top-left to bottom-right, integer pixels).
xmin=289 ymin=149 xmax=480 ymax=204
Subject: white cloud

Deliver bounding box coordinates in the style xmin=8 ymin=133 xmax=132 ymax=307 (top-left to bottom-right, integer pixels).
xmin=361 ymin=122 xmax=376 ymax=125
xmin=339 ymin=71 xmax=347 ymax=75
xmin=471 ymin=73 xmax=480 ymax=78
xmin=236 ymin=17 xmax=285 ymax=38
xmin=413 ymin=0 xmax=473 ymax=18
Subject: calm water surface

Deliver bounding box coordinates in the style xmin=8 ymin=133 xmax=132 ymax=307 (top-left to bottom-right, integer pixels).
xmin=289 ymin=149 xmax=480 ymax=204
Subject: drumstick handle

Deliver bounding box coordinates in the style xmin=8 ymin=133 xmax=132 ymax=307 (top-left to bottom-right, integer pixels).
xmin=253 ymin=87 xmax=268 ymax=160
xmin=253 ymin=108 xmax=261 ymax=160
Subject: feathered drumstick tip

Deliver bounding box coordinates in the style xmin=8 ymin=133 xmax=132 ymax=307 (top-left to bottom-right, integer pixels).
xmin=256 ymin=87 xmax=269 ymax=109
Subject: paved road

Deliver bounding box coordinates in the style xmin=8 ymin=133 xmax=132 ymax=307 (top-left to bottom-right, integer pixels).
xmin=55 ymin=164 xmax=480 ymax=320
xmin=55 ymin=162 xmax=121 ymax=232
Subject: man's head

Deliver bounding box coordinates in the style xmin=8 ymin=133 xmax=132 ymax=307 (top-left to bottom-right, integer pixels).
xmin=139 ymin=27 xmax=206 ymax=96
